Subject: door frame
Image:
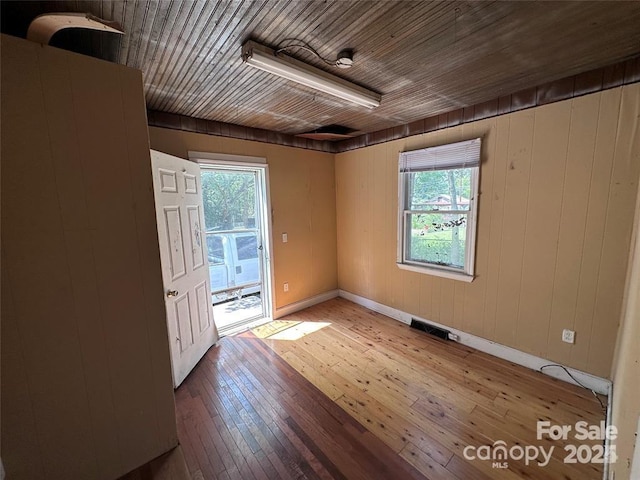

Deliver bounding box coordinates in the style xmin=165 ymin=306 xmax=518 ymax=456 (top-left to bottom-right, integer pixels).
xmin=189 ymin=151 xmax=275 ymax=323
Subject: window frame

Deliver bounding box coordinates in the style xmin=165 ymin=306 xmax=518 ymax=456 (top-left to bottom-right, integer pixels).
xmin=396 ymin=140 xmax=481 ymax=283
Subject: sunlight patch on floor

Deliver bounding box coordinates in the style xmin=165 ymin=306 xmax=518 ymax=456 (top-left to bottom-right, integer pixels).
xmin=253 ymin=320 xmax=331 ymax=340
xmin=252 ymin=320 xmax=300 ymax=338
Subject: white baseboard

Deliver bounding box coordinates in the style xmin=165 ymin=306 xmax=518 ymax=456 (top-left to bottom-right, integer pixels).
xmin=274 ymin=289 xmax=339 ymax=319
xmin=338 ymin=289 xmax=611 ymax=396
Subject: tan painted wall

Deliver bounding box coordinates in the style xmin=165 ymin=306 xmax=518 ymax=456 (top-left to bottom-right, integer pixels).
xmin=610 ymin=183 xmax=640 ymax=479
xmin=147 ymin=128 xmax=338 ymax=311
xmin=335 ymin=84 xmax=640 ymax=378
xmin=1 ymin=35 xmax=177 ymax=478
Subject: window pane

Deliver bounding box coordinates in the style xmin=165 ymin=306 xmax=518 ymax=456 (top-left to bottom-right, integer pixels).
xmin=207 ymin=235 xmax=225 ymax=265
xmin=236 ymin=235 xmax=258 ymax=260
xmin=409 ymin=168 xmax=472 ymax=211
xmin=406 ymin=212 xmax=467 ymax=269
xmin=201 ymin=169 xmax=256 ymax=231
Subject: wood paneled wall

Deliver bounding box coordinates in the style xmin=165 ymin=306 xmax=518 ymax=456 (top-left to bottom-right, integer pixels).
xmin=147 ymin=128 xmax=338 ymax=311
xmin=335 ymin=84 xmax=640 ymax=378
xmin=610 ymin=183 xmax=640 ymax=480
xmin=1 ymin=35 xmax=177 ymax=479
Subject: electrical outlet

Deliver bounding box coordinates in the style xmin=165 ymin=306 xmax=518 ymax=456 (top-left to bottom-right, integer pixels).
xmin=283 ymin=282 xmax=289 ymax=292
xmin=282 ymin=233 xmax=288 ymax=243
xmin=562 ymin=329 xmax=575 ymax=344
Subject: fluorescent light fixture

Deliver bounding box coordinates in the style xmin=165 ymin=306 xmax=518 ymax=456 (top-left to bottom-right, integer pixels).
xmin=241 ymin=40 xmax=381 ymax=108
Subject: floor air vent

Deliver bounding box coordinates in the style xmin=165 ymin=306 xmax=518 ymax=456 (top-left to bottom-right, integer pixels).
xmin=410 ymin=319 xmax=451 ymax=340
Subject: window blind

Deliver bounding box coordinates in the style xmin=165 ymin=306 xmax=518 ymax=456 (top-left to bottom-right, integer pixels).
xmin=399 ymin=138 xmax=481 ymax=172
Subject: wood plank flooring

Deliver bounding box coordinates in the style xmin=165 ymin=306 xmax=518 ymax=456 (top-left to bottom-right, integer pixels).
xmin=176 ymin=298 xmax=605 ymax=479
xmin=119 ymin=446 xmax=191 ymax=480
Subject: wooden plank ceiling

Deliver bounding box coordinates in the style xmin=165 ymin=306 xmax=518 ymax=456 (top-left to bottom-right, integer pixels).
xmin=2 ymin=1 xmax=640 ymax=138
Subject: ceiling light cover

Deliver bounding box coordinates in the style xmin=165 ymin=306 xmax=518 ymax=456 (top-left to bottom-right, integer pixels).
xmin=241 ymin=40 xmax=381 ymax=108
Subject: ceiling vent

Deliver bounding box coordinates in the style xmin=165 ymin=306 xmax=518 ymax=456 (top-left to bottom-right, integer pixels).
xmin=296 ymin=124 xmax=358 ymax=141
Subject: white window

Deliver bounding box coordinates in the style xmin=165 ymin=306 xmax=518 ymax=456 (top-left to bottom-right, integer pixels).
xmin=397 ymin=138 xmax=481 ymax=282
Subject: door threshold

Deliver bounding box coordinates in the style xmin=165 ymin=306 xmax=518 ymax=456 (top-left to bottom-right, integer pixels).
xmin=219 ymin=316 xmax=273 ymax=337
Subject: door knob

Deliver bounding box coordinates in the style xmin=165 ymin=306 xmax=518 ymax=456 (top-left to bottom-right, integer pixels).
xmin=166 ymin=289 xmax=179 ymax=298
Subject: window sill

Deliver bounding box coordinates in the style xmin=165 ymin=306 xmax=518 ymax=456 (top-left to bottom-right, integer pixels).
xmin=396 ymin=262 xmax=475 ymax=283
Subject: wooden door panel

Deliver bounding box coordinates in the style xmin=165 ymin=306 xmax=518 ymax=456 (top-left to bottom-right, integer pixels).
xmin=174 ymin=293 xmax=194 ymax=353
xmin=187 ymin=205 xmax=205 ymax=270
xmin=184 ymin=173 xmax=197 ymax=194
xmin=162 ymin=206 xmax=186 ymax=281
xmin=194 ymin=280 xmax=212 ymax=334
xmin=158 ymin=168 xmax=178 ymax=192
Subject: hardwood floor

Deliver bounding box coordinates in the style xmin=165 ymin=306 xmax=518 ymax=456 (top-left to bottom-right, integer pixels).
xmin=119 ymin=446 xmax=191 ymax=480
xmin=176 ymin=298 xmax=605 ymax=479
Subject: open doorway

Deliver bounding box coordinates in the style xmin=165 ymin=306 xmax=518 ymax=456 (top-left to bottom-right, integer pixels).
xmin=196 ymin=156 xmax=273 ymax=335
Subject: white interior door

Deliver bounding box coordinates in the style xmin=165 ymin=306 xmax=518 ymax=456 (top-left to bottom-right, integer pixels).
xmin=151 ymin=150 xmax=219 ymax=387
